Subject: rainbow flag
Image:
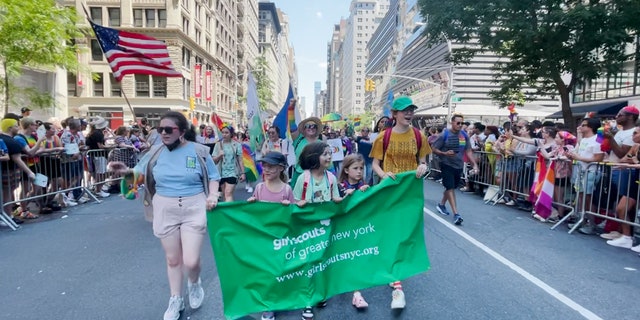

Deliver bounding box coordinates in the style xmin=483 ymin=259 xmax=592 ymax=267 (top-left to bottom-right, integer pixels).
xmin=596 ymin=126 xmax=611 ymax=152
xmin=242 ymin=143 xmax=261 ymax=182
xmin=534 ymin=161 xmax=555 ymax=219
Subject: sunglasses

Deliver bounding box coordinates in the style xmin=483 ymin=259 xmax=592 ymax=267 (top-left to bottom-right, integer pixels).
xmin=305 ymin=124 xmax=318 ymax=129
xmin=157 ymin=126 xmax=179 ymax=134
xmin=268 ymin=131 xmax=277 ymax=134
xmin=454 ymin=122 xmax=463 ymax=125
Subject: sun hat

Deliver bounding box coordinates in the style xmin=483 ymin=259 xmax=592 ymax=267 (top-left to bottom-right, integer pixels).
xmin=299 ymin=117 xmax=322 ymax=129
xmin=89 ymin=116 xmax=109 ymax=130
xmin=392 ymin=96 xmax=418 ymax=111
xmin=259 ymin=151 xmax=288 ymax=167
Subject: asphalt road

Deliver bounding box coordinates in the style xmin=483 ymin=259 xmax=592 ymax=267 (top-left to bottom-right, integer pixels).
xmin=1 ymin=180 xmax=639 ymax=320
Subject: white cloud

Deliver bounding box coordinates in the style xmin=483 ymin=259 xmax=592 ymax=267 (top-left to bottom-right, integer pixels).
xmin=316 ymin=11 xmax=323 ymax=19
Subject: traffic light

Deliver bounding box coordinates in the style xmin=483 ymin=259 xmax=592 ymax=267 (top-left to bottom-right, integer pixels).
xmin=365 ymin=79 xmax=375 ymax=92
xmin=369 ymin=79 xmax=375 ymax=91
xmin=189 ymin=97 xmax=195 ymax=111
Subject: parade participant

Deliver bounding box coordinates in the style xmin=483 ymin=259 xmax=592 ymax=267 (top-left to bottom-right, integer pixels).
xmin=290 ymin=116 xmax=323 ymax=187
xmin=336 ymin=153 xmax=371 ymax=309
xmin=293 ymin=141 xmax=342 ymax=320
xmin=262 ymin=126 xmax=294 ymax=177
xmin=356 ymin=127 xmax=374 ymax=184
xmin=212 ymin=123 xmax=245 ymax=202
xmin=246 ymin=151 xmax=294 ymax=320
xmin=370 ymin=96 xmax=431 ymax=309
xmin=431 ymin=113 xmax=478 ymax=226
xmin=109 ymin=111 xmax=220 ymax=320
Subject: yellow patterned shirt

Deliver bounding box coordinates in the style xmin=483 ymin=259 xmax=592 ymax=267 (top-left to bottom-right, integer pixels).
xmin=370 ymin=128 xmax=431 ymax=174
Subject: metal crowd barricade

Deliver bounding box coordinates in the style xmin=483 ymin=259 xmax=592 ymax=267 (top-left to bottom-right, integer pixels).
xmin=0 ymin=147 xmax=139 ymax=231
xmin=562 ymin=162 xmax=640 ymax=234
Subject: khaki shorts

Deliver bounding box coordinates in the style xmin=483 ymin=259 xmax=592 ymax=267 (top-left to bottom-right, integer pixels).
xmin=152 ymin=193 xmax=207 ymax=238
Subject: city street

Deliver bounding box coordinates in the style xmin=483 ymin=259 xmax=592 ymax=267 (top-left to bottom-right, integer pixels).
xmin=1 ymin=180 xmax=639 ymax=320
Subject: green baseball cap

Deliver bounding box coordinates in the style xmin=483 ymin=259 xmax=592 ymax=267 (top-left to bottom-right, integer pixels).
xmin=392 ymin=96 xmax=417 ymax=111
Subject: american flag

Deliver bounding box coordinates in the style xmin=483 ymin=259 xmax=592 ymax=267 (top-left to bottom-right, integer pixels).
xmin=90 ymin=21 xmax=182 ymax=81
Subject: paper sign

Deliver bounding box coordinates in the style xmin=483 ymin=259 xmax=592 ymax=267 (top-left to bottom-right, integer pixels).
xmin=33 ymin=173 xmax=48 ymax=187
xmin=326 ymin=138 xmax=344 ymax=162
xmin=65 ymin=143 xmax=79 ymax=155
xmin=36 ymin=125 xmax=46 ymax=139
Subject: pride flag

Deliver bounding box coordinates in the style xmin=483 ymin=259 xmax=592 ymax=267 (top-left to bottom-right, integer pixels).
xmin=529 ymin=152 xmax=547 ymax=204
xmin=273 ymin=84 xmax=296 ymax=140
xmin=242 ymin=143 xmax=261 ymax=182
xmin=596 ymin=126 xmax=611 ymax=152
xmin=534 ymin=161 xmax=555 ymax=219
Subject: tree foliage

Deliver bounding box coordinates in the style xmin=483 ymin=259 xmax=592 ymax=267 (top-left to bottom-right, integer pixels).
xmin=419 ymin=0 xmax=640 ymax=130
xmin=253 ymin=55 xmax=273 ymax=111
xmin=0 ymin=0 xmax=86 ymax=114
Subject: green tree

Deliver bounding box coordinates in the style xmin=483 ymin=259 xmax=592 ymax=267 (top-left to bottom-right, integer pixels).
xmin=419 ymin=0 xmax=640 ymax=130
xmin=253 ymin=55 xmax=273 ymax=111
xmin=0 ymin=0 xmax=85 ymax=114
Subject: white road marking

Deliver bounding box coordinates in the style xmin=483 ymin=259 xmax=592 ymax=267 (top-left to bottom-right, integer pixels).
xmin=424 ymin=207 xmax=603 ymax=320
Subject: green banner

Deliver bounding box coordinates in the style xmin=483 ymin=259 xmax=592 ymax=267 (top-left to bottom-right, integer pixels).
xmin=207 ymin=172 xmax=430 ymax=319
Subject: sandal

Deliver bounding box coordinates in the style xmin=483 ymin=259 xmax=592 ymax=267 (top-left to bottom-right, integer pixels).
xmin=352 ymin=291 xmax=369 ymax=309
xmin=19 ymin=210 xmax=39 ymax=219
xmin=531 ymin=213 xmax=546 ymax=222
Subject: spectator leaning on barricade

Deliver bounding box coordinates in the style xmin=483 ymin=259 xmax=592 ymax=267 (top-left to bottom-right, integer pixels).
xmin=613 ymin=123 xmax=640 ymax=255
xmin=60 ymin=119 xmax=86 ymax=206
xmin=0 ymin=117 xmax=37 ymax=222
xmin=370 ymin=95 xmax=431 ymax=310
xmin=600 ymin=106 xmax=640 ymax=248
xmin=538 ymin=130 xmax=577 ymax=222
xmin=85 ymin=116 xmax=112 ymax=198
xmin=37 ymin=122 xmax=66 ymax=211
xmin=566 ymin=118 xmax=604 ymax=234
xmin=13 ymin=117 xmax=46 ymax=219
xmin=506 ymin=124 xmax=538 ymax=212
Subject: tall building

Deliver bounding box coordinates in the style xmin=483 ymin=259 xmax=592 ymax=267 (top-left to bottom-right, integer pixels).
xmin=258 ymin=2 xmax=296 ymax=115
xmin=64 ymin=0 xmax=250 ymax=127
xmin=236 ymin=0 xmax=260 ymax=128
xmin=326 ymin=19 xmax=347 ymax=115
xmin=337 ymin=0 xmax=390 ymax=116
xmin=365 ymin=0 xmax=558 ymax=119
xmin=313 ymin=81 xmax=322 ymax=116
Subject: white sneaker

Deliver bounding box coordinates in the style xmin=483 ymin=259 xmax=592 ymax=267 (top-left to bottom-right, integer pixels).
xmin=606 ymin=235 xmax=633 ymax=249
xmin=163 ymin=295 xmax=185 ymax=320
xmin=77 ymin=195 xmax=90 ymax=204
xmin=599 ymin=231 xmax=622 ymax=240
xmin=187 ymin=277 xmax=204 ymax=309
xmin=631 ymin=244 xmax=640 ymax=253
xmin=62 ymin=195 xmax=77 ymax=207
xmin=101 ymin=184 xmax=110 ymax=192
xmin=98 ymin=191 xmax=110 ymax=198
xmin=391 ymin=288 xmax=405 ymax=309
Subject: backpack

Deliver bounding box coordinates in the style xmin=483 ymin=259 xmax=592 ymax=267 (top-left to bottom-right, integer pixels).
xmin=382 ymin=127 xmax=423 ymax=165
xmin=441 ymin=129 xmax=469 ymax=153
xmin=301 ymin=170 xmax=336 ymax=201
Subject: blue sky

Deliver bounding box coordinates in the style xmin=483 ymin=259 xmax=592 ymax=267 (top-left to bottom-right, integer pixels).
xmin=273 ymin=0 xmax=351 ymax=115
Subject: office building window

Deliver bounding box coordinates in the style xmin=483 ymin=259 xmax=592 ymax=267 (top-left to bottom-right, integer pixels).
xmin=90 ymin=40 xmax=103 ymax=61
xmin=108 ymin=8 xmax=120 ymax=27
xmin=153 ymin=76 xmax=167 ymax=97
xmin=67 ymin=73 xmax=77 ymax=97
xmin=90 ymin=7 xmax=102 ymax=25
xmin=135 ymin=74 xmax=150 ymax=97
xmin=133 ymin=9 xmax=143 ymax=27
xmin=158 ymin=10 xmax=167 ymax=27
xmin=182 ymin=47 xmax=191 ymax=68
xmin=110 ymin=74 xmax=121 ymax=97
xmin=146 ymin=9 xmax=156 ymax=27
xmin=183 ymin=16 xmax=189 ymax=35
xmin=183 ymin=78 xmax=191 ymax=100
xmin=93 ymin=73 xmax=104 ymax=97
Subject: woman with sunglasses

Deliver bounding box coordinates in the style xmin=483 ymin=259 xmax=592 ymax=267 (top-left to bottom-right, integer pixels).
xmin=290 ymin=116 xmax=323 ymax=187
xmin=109 ymin=111 xmax=220 ymax=320
xmin=212 ymin=124 xmax=245 ymax=202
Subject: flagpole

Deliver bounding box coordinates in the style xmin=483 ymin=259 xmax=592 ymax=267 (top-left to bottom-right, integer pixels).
xmin=120 ymin=89 xmax=137 ymax=122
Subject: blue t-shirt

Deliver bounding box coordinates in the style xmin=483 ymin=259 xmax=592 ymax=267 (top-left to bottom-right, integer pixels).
xmin=135 ymin=143 xmax=220 ymax=197
xmin=0 ymin=139 xmax=8 ymax=154
xmin=431 ymin=129 xmax=470 ymax=169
